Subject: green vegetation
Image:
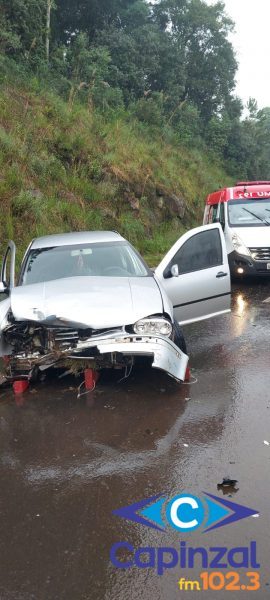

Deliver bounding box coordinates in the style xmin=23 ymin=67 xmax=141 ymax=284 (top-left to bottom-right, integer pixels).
xmin=0 ymin=0 xmax=270 ymax=264
xmin=0 ymin=65 xmax=231 ymax=265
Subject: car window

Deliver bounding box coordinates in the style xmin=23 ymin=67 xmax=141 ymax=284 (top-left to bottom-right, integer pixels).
xmin=207 ymin=204 xmax=219 ymax=224
xmin=171 ymin=229 xmax=223 ymax=275
xmin=22 ymin=242 xmax=149 ymax=285
xmin=219 ymin=202 xmax=225 ymax=228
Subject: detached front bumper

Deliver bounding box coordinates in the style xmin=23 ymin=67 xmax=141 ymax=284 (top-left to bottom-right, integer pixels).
xmin=8 ymin=331 xmax=189 ymax=383
xmin=93 ymin=335 xmax=189 ymax=382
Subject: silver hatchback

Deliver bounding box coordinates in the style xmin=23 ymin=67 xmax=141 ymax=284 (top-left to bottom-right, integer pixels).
xmin=0 ymin=226 xmax=231 ymax=383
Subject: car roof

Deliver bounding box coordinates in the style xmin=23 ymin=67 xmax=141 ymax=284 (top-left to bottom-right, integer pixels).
xmin=30 ymin=231 xmax=125 ymax=249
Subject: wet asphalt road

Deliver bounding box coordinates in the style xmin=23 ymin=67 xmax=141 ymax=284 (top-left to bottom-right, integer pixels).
xmin=0 ymin=281 xmax=270 ymax=599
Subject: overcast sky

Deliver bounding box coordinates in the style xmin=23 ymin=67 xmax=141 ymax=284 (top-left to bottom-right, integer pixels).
xmin=209 ymin=0 xmax=270 ymax=109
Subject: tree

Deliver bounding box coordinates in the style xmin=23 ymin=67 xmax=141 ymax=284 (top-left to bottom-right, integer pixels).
xmin=4 ymin=0 xmax=268 ymax=180
xmin=246 ymin=97 xmax=258 ymax=120
xmin=153 ymin=0 xmax=237 ymax=121
xmin=0 ymin=0 xmax=51 ymax=63
xmin=0 ymin=11 xmax=21 ymax=53
xmin=65 ymin=33 xmax=113 ymax=110
xmin=251 ymin=108 xmax=270 ymax=178
xmin=223 ymin=102 xmax=270 ymax=180
xmin=46 ymin=0 xmax=55 ymax=62
xmin=52 ymin=0 xmax=138 ymax=44
xmin=95 ymin=1 xmax=186 ymax=104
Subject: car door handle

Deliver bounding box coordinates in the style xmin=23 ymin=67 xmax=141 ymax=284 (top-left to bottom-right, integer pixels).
xmin=216 ymin=271 xmax=228 ymax=278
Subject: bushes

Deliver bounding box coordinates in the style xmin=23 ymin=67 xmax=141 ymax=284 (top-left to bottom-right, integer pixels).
xmin=0 ymin=72 xmax=233 ymax=265
xmin=131 ymin=94 xmax=165 ymax=127
xmin=12 ymin=191 xmax=46 ymax=223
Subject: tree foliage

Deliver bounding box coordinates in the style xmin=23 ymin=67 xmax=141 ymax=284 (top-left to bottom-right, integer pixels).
xmin=0 ymin=0 xmax=270 ymax=177
xmin=0 ymin=0 xmax=48 ymax=62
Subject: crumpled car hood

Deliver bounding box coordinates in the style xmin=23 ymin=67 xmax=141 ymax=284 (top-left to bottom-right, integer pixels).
xmin=10 ymin=276 xmax=164 ymax=329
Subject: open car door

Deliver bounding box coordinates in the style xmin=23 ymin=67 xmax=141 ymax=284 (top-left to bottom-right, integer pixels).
xmin=0 ymin=240 xmax=16 ymax=293
xmin=155 ymin=224 xmax=231 ymax=325
xmin=0 ymin=241 xmax=16 ymax=356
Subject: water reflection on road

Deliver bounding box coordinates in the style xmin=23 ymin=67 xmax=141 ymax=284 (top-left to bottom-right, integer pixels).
xmin=0 ymin=280 xmax=270 ymax=599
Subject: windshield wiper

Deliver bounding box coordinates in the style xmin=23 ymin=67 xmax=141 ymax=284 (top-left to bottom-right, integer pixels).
xmin=242 ymin=207 xmax=270 ymax=226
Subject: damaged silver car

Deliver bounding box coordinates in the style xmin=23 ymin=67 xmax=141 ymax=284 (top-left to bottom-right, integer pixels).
xmin=0 ymin=225 xmax=231 ymax=383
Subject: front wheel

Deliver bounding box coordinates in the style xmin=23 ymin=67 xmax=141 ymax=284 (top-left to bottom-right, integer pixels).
xmin=172 ymin=319 xmax=187 ymax=354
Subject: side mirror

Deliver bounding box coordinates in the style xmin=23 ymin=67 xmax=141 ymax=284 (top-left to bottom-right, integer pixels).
xmin=0 ymin=281 xmax=8 ymax=294
xmin=171 ymin=264 xmax=179 ymax=278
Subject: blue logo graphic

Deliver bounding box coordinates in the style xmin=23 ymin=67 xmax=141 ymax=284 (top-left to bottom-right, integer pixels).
xmin=113 ymin=492 xmax=259 ymax=533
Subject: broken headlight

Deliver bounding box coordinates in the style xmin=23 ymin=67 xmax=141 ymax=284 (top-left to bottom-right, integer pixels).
xmin=133 ymin=317 xmax=172 ymax=337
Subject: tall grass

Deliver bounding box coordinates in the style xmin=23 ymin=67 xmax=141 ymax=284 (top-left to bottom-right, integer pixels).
xmin=0 ymin=76 xmax=233 ymax=267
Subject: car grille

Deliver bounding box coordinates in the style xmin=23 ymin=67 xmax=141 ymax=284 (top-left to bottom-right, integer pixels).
xmin=52 ymin=329 xmax=79 ymax=349
xmin=249 ymin=247 xmax=270 ymax=261
xmin=54 ymin=329 xmax=79 ymax=341
xmin=49 ymin=327 xmax=124 ymax=351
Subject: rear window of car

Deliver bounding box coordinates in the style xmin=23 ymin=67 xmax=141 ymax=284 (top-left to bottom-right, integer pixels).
xmin=21 ymin=242 xmax=150 ymax=285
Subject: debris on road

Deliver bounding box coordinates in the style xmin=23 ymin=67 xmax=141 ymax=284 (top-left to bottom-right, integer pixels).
xmin=218 ymin=477 xmax=238 ymax=488
xmin=13 ymin=380 xmax=30 ymax=394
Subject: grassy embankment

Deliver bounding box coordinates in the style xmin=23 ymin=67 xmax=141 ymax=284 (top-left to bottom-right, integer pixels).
xmin=0 ymin=73 xmax=233 ymax=268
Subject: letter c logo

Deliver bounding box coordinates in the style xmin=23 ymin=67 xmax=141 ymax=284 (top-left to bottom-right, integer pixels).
xmin=166 ymin=494 xmax=204 ymax=531
xmin=171 ymin=496 xmax=199 ymax=529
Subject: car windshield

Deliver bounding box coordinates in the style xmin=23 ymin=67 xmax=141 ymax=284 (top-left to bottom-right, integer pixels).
xmin=22 ymin=242 xmax=149 ymax=285
xmin=228 ymin=199 xmax=270 ymax=226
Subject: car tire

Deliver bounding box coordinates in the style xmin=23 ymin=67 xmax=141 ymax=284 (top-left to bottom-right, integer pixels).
xmin=173 ymin=319 xmax=187 ymax=354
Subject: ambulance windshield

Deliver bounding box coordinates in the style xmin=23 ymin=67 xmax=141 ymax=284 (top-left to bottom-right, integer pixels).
xmin=228 ymin=199 xmax=270 ymax=227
